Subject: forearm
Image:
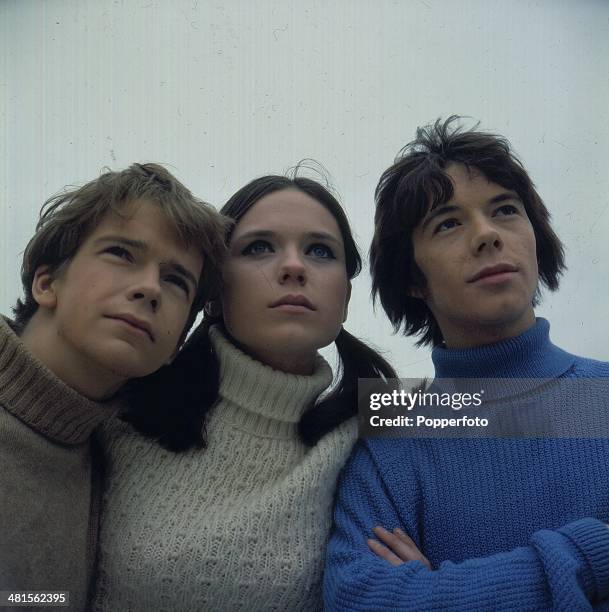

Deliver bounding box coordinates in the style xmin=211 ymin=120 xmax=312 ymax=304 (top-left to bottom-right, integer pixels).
xmin=325 ymin=517 xmax=609 ymax=611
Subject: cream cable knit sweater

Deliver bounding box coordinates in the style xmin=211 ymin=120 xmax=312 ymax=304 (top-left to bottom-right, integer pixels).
xmin=93 ymin=325 xmax=358 ymax=611
xmin=0 ymin=317 xmax=118 ymax=611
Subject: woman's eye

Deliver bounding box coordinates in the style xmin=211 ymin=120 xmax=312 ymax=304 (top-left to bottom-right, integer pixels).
xmin=495 ymin=204 xmax=519 ymax=216
xmin=434 ymin=218 xmax=460 ymax=234
xmin=307 ymin=243 xmax=335 ymax=259
xmin=242 ymin=240 xmax=273 ymax=256
xmin=105 ymin=246 xmax=134 ymax=261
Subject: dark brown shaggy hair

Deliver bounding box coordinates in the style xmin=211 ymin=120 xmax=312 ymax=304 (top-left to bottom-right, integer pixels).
xmin=370 ymin=116 xmax=565 ymax=346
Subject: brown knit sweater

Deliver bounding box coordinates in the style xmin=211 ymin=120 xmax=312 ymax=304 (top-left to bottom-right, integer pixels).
xmin=0 ymin=317 xmax=119 ymax=611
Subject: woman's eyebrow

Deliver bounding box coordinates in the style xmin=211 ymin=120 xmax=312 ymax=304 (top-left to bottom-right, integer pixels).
xmin=305 ymin=231 xmax=342 ymax=246
xmin=233 ymin=229 xmax=341 ymax=245
xmin=232 ymin=229 xmax=275 ymax=242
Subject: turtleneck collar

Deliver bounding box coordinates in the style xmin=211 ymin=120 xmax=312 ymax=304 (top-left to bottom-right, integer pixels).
xmin=431 ymin=318 xmax=575 ymax=379
xmin=209 ymin=325 xmax=333 ymax=437
xmin=0 ymin=317 xmax=120 ymax=444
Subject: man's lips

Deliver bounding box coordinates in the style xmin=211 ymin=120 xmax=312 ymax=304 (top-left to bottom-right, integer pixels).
xmin=468 ymin=264 xmax=518 ymax=283
xmin=269 ymin=294 xmax=316 ymax=310
xmin=106 ymin=314 xmax=155 ymax=341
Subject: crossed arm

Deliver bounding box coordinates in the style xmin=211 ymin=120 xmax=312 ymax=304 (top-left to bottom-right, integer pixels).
xmin=323 ymin=442 xmax=609 ymax=611
xmin=368 ymin=525 xmax=431 ymax=568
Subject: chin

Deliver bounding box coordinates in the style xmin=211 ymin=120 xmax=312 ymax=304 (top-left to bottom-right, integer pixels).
xmin=474 ymin=306 xmax=534 ymax=330
xmin=258 ymin=332 xmax=325 ymax=360
xmin=288 ymin=327 xmax=338 ymax=351
xmin=95 ymin=346 xmax=161 ymax=380
xmin=102 ymin=360 xmax=153 ymax=380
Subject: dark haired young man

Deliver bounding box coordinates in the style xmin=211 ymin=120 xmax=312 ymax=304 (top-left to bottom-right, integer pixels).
xmin=324 ymin=118 xmax=609 ymax=610
xmin=0 ymin=163 xmax=227 ymax=610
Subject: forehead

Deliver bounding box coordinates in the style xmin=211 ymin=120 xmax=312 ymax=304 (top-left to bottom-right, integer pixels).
xmin=413 ymin=163 xmax=515 ymax=224
xmin=233 ymin=189 xmax=343 ymax=240
xmin=412 ymin=163 xmax=521 ymax=236
xmin=442 ymin=163 xmax=510 ymax=204
xmin=88 ymin=199 xmax=183 ymax=245
xmin=85 ymin=199 xmax=203 ymax=268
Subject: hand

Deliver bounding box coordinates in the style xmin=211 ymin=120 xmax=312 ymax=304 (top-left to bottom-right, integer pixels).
xmin=367 ymin=526 xmax=432 ymax=569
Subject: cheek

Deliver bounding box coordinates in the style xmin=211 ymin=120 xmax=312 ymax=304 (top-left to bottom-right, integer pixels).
xmin=325 ymin=274 xmax=350 ymax=318
xmin=169 ymin=304 xmax=192 ymax=337
xmin=220 ymin=281 xmax=252 ymax=343
xmin=220 ymin=291 xmax=238 ymax=333
xmin=528 ymin=231 xmax=538 ymax=260
xmin=223 ymin=263 xmax=265 ymax=303
xmin=411 ymin=253 xmax=437 ymax=295
xmin=222 ymin=273 xmax=250 ymax=314
xmin=220 ymin=266 xmax=240 ymax=315
xmin=519 ymin=228 xmax=539 ymax=276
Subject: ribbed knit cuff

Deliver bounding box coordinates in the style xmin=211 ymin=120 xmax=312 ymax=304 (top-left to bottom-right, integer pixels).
xmin=559 ymin=517 xmax=609 ymax=602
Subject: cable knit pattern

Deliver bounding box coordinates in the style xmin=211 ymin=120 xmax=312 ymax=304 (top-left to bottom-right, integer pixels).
xmin=325 ymin=319 xmax=609 ymax=611
xmin=92 ymin=325 xmax=358 ymax=611
xmin=0 ymin=316 xmax=118 ymax=611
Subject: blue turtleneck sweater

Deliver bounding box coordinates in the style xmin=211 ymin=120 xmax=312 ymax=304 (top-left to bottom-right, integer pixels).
xmin=324 ymin=320 xmax=609 ymax=611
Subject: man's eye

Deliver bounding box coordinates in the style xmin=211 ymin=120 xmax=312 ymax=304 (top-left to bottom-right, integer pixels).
xmin=434 ymin=219 xmax=460 ymax=234
xmin=166 ymin=275 xmax=189 ymax=295
xmin=495 ymin=204 xmax=519 ymax=216
xmin=105 ymin=246 xmax=134 ymax=261
xmin=307 ymin=244 xmax=335 ymax=259
xmin=242 ymin=240 xmax=273 ymax=255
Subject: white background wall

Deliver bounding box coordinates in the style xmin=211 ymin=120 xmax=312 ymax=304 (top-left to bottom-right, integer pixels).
xmin=2 ymin=0 xmax=608 ymax=377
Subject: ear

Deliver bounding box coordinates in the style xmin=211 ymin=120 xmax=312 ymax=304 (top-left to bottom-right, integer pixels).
xmin=407 ymin=285 xmax=427 ymax=300
xmin=31 ymin=265 xmax=59 ymax=310
xmin=204 ymin=300 xmax=222 ymax=318
xmin=343 ymin=282 xmax=352 ymax=323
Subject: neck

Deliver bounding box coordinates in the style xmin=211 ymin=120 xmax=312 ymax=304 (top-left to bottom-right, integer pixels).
xmin=254 ymin=353 xmax=315 ymax=376
xmin=431 ymin=318 xmax=575 ymax=380
xmin=210 ymin=325 xmax=333 ymax=431
xmin=20 ymin=315 xmax=124 ymax=400
xmin=441 ymin=312 xmax=537 ymax=349
xmin=229 ymin=335 xmax=316 ymax=375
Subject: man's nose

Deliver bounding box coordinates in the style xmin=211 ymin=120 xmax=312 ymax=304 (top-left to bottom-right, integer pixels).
xmin=470 ymin=219 xmax=503 ymax=255
xmin=128 ymin=267 xmax=162 ymax=312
